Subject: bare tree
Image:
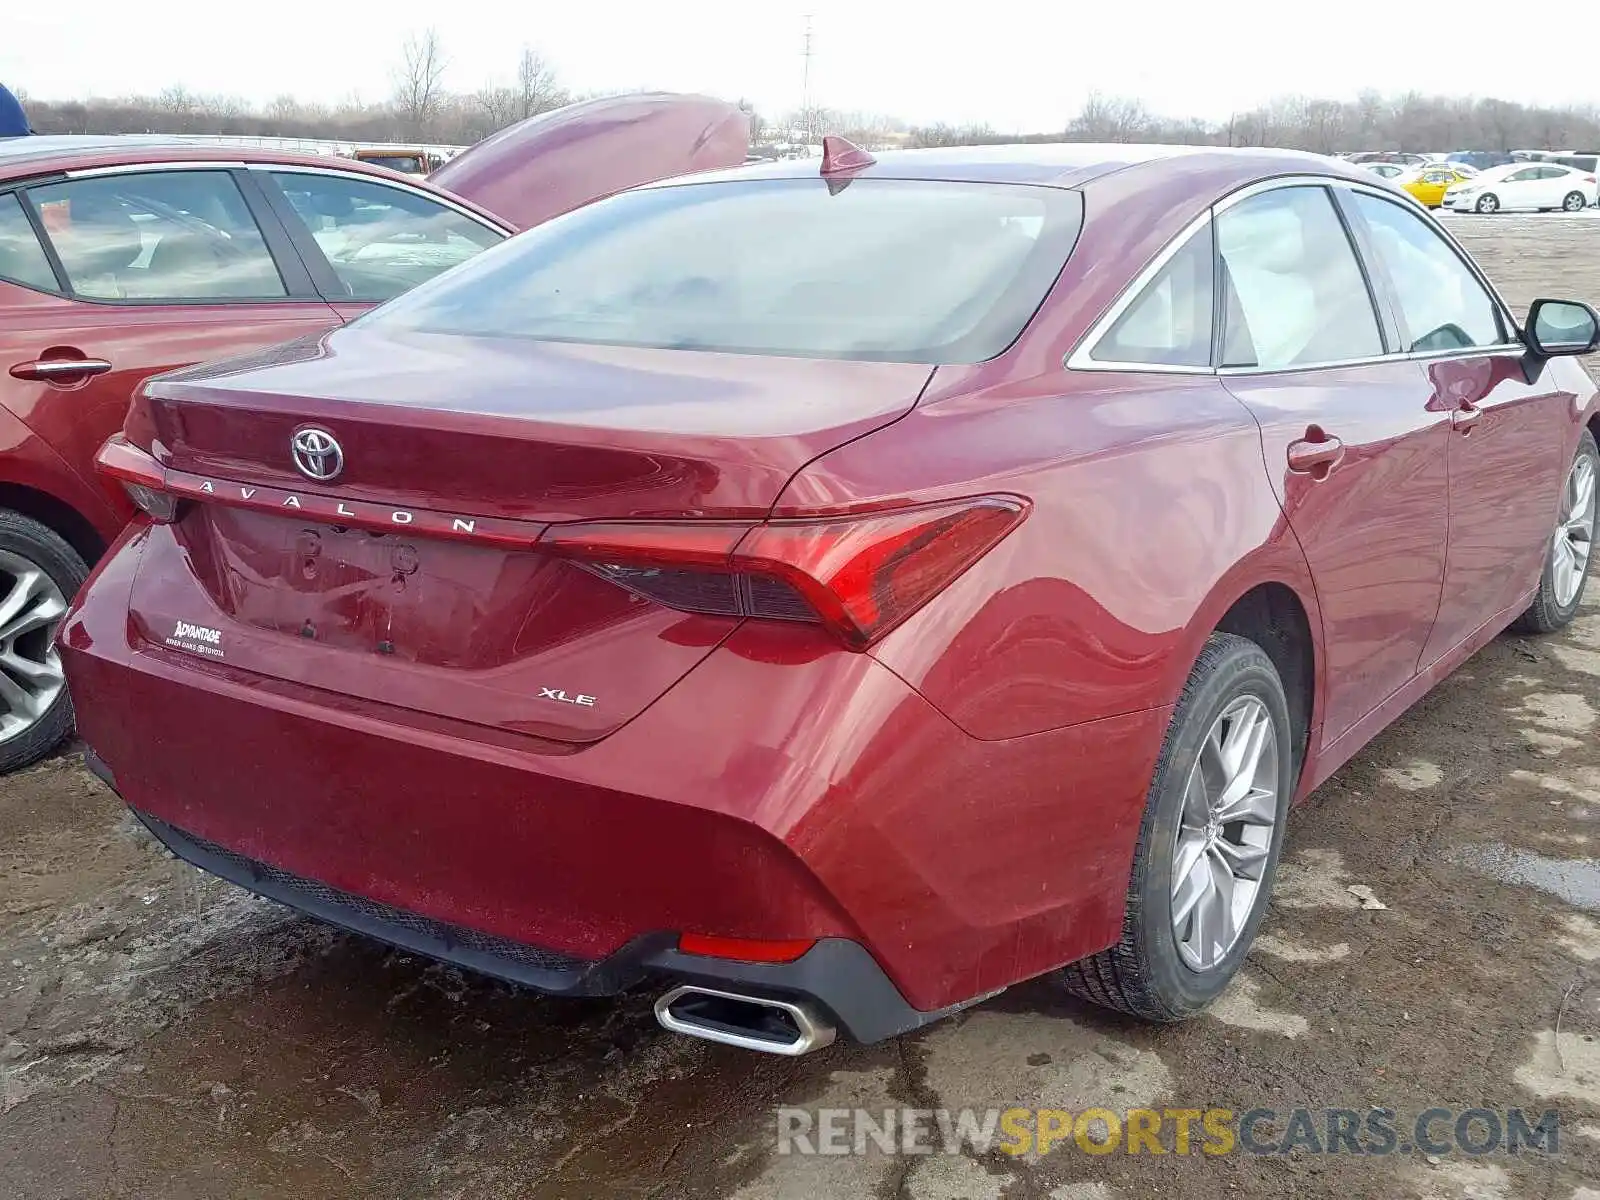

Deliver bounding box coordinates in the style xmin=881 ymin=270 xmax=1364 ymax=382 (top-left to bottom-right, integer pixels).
xmin=1068 ymin=93 xmax=1151 ymax=143
xmin=394 ymin=28 xmax=447 ymax=138
xmin=515 ymin=47 xmax=564 ymax=120
xmin=475 ymin=85 xmax=520 ymax=130
xmin=156 ymin=85 xmax=199 ymax=132
xmin=20 ymin=80 xmax=1600 ymax=159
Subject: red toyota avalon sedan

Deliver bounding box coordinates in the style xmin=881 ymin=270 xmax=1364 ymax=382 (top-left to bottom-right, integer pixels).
xmin=0 ymin=94 xmax=747 ymax=770
xmin=62 ymin=142 xmax=1600 ymax=1053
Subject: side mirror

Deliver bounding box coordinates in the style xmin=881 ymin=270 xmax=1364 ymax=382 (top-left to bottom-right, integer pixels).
xmin=1526 ymin=298 xmax=1600 ymax=357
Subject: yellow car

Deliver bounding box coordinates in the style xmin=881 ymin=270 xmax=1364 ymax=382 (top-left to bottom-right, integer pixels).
xmin=1400 ymin=165 xmax=1476 ymax=209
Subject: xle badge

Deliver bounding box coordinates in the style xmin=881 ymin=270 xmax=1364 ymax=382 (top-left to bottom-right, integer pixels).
xmin=539 ymin=687 xmax=597 ymax=707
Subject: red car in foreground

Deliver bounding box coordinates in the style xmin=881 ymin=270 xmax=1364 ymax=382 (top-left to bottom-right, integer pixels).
xmin=64 ymin=142 xmax=1599 ymax=1052
xmin=0 ymin=94 xmax=748 ymax=770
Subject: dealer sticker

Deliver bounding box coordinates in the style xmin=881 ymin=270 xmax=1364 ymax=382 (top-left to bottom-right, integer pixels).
xmin=166 ymin=619 xmax=225 ymax=660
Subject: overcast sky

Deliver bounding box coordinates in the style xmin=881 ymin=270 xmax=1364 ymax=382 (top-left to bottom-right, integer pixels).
xmin=5 ymin=2 xmax=1599 ymax=130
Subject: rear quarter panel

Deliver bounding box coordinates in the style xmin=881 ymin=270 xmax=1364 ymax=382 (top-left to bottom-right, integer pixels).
xmin=782 ymin=370 xmax=1319 ymax=742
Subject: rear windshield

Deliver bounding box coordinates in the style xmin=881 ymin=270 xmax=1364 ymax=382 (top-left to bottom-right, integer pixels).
xmin=361 ymin=178 xmax=1084 ymax=363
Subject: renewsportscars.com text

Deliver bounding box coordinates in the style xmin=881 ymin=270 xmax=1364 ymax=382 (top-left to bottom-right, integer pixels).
xmin=775 ymin=1106 xmax=1561 ymax=1157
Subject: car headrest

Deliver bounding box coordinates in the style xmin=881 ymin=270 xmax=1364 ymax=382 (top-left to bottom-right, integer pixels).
xmin=1217 ymin=205 xmax=1305 ymax=275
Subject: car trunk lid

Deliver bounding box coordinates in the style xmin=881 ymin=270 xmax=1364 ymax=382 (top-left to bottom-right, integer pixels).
xmin=121 ymin=328 xmax=930 ymax=743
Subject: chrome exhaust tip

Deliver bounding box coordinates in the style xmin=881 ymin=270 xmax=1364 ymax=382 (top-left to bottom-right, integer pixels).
xmin=654 ymin=984 xmax=837 ymax=1055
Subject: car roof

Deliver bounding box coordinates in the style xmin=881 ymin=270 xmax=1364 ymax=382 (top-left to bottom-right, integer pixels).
xmin=662 ymin=143 xmax=1376 ymax=194
xmin=0 ymin=134 xmax=431 ymax=185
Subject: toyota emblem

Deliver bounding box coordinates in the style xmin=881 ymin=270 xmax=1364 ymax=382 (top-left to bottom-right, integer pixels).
xmin=291 ymin=427 xmax=344 ymax=482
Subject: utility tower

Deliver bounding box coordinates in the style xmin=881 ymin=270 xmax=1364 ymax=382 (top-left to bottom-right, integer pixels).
xmin=801 ymin=15 xmax=814 ymax=138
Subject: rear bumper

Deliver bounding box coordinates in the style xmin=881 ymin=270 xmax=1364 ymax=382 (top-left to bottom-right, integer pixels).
xmin=85 ymin=749 xmax=950 ymax=1043
xmin=64 ymin=525 xmax=1167 ymax=1022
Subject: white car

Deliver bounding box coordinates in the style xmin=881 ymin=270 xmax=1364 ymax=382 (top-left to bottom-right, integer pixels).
xmin=1361 ymin=162 xmax=1408 ymax=179
xmin=1444 ymin=162 xmax=1598 ymax=213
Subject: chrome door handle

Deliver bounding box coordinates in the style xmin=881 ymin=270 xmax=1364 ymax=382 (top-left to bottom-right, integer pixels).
xmin=1287 ymin=436 xmax=1346 ymax=474
xmin=10 ymin=358 xmax=113 ymax=382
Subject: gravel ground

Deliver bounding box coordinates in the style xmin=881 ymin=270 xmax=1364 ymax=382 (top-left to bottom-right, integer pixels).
xmin=2 ymin=213 xmax=1600 ymax=1200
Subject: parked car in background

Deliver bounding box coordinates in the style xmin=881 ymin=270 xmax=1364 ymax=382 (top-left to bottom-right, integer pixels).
xmin=0 ymin=94 xmax=749 ymax=769
xmin=348 ymin=148 xmax=444 ymax=176
xmin=1444 ymin=162 xmax=1599 ymax=212
xmin=1447 ymin=150 xmax=1515 ymax=172
xmin=1361 ymin=162 xmax=1407 ymax=179
xmin=66 ymin=143 xmax=1600 ymax=1054
xmin=1400 ymin=164 xmax=1476 ymax=208
xmin=1348 ymin=151 xmax=1428 ymax=167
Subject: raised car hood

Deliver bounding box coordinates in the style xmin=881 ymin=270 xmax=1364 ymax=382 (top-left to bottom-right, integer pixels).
xmin=429 ymin=93 xmax=750 ymax=231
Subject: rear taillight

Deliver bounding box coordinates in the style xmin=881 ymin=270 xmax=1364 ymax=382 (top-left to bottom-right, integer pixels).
xmin=541 ymin=496 xmax=1027 ymax=649
xmin=119 ymin=482 xmax=182 ymax=522
xmin=95 ymin=435 xmax=184 ymax=524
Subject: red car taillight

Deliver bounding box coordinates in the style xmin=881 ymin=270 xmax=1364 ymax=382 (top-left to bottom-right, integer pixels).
xmin=95 ymin=435 xmax=184 ymax=523
xmin=541 ymin=496 xmax=1028 ymax=649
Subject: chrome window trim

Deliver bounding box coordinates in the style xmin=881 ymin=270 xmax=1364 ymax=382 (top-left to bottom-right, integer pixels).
xmin=1066 ymin=172 xmax=1529 ymax=376
xmin=1216 ymin=344 xmax=1528 ymax=378
xmin=65 ymin=160 xmax=249 ymax=177
xmin=248 ymin=164 xmax=510 ymax=236
xmin=59 ymin=159 xmax=508 ymax=238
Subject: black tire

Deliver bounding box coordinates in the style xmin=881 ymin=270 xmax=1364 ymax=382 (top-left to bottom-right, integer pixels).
xmin=0 ymin=510 xmax=88 ymax=773
xmin=1564 ymin=192 xmax=1587 ymax=213
xmin=1061 ymin=633 xmax=1294 ymax=1021
xmin=1476 ymin=193 xmax=1500 ymax=214
xmin=1513 ymin=428 xmax=1597 ymax=634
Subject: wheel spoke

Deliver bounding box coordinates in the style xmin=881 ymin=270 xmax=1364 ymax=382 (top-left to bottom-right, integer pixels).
xmin=1213 ymin=704 xmax=1270 ymax=811
xmin=0 ymin=570 xmax=47 ymax=639
xmin=1198 ymin=728 xmax=1228 ymax=798
xmin=1180 ymin=770 xmax=1210 ymax=829
xmin=1195 ymin=855 xmax=1235 ymax=968
xmin=1214 ymin=835 xmax=1271 ymax=880
xmin=1172 ymin=850 xmax=1212 ymax=930
xmin=0 ymin=649 xmax=61 ymax=688
xmin=0 ymin=664 xmax=43 ymax=719
xmin=1571 ymin=460 xmax=1594 ymax=521
xmin=0 ymin=591 xmax=65 ymax=643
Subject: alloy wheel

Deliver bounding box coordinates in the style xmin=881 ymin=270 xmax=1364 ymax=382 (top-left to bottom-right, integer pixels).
xmin=1553 ymin=453 xmax=1596 ymax=608
xmin=1565 ymin=193 xmax=1588 ymax=212
xmin=0 ymin=549 xmax=68 ymax=744
xmin=1171 ymin=695 xmax=1280 ymax=971
xmin=1477 ymin=194 xmax=1498 ymax=214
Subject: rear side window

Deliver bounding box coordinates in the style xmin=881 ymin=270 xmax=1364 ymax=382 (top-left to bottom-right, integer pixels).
xmin=27 ymin=171 xmax=286 ymax=301
xmin=1091 ymin=222 xmax=1214 ymax=367
xmin=0 ymin=193 xmax=57 ymax=292
xmin=1347 ymin=192 xmax=1505 ymax=351
xmin=363 ymin=179 xmax=1085 ymax=364
xmin=269 ymin=171 xmax=502 ymax=301
xmin=1216 ymin=187 xmax=1383 ymax=369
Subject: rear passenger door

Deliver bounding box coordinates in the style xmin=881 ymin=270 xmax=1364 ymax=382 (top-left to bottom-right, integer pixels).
xmin=1215 ymin=183 xmax=1449 ymax=748
xmin=1342 ymin=187 xmax=1571 ymax=664
xmin=0 ymin=167 xmax=342 ymax=514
